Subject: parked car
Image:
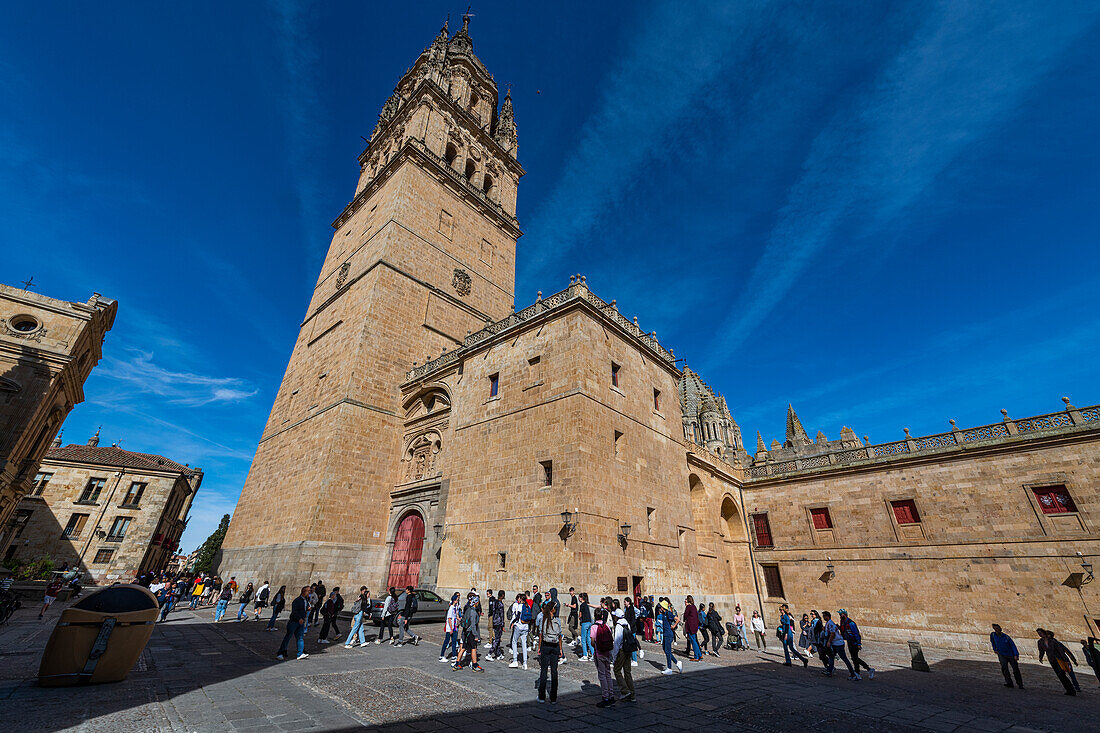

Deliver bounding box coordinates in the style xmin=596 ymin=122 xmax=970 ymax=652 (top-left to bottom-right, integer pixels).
xmin=368 ymin=588 xmax=448 ymax=625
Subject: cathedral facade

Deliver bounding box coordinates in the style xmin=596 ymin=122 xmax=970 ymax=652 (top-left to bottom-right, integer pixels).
xmin=221 ymin=19 xmax=1100 ymax=651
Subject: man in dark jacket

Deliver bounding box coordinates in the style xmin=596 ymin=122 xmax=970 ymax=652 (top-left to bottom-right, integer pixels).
xmin=396 ymin=585 xmax=420 ymax=646
xmin=318 ymin=588 xmax=343 ymax=643
xmin=990 ymin=624 xmax=1023 ymax=688
xmin=277 ymin=587 xmax=311 ymax=660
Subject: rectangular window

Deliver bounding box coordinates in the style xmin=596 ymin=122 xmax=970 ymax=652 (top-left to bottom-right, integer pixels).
xmin=93 ymin=548 xmax=114 ymax=564
xmin=540 ymin=460 xmax=553 ymax=486
xmin=63 ymin=513 xmax=90 ymax=538
xmin=614 ymin=430 xmax=623 ymax=457
xmin=12 ymin=509 xmax=32 ymax=538
xmin=1032 ymin=485 xmax=1078 ymax=514
xmin=611 ymin=362 xmax=620 ymax=388
xmin=480 ymin=239 xmax=494 ymax=267
xmin=438 ymin=209 xmax=454 ymax=239
xmin=32 ymin=472 xmax=53 ymax=496
xmin=78 ymin=478 xmax=106 ymax=504
xmin=617 ymin=576 xmax=629 ymax=592
xmin=653 ymin=388 xmax=661 ymax=411
xmin=751 ymin=513 xmax=773 ymax=547
xmin=498 ymin=551 xmax=507 ymax=569
xmin=527 ymin=356 xmax=541 ymax=383
xmin=489 ymin=373 xmax=499 ymax=398
xmin=891 ymin=499 xmax=921 ymax=525
xmin=762 ymin=564 xmax=785 ymax=598
xmin=107 ymin=516 xmax=132 ymax=540
xmin=810 ymin=507 xmax=833 ymax=530
xmin=647 ymin=506 xmax=655 ymax=535
xmin=122 ymin=482 xmax=147 ymax=507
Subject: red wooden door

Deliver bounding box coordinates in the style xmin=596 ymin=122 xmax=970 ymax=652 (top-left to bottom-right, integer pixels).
xmin=387 ymin=512 xmax=425 ymax=590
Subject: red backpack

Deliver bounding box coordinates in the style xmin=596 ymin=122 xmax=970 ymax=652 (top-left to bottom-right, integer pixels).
xmin=595 ymin=623 xmax=614 ymax=654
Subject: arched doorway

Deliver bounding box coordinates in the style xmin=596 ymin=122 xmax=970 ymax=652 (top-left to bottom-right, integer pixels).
xmin=387 ymin=512 xmax=425 ymax=589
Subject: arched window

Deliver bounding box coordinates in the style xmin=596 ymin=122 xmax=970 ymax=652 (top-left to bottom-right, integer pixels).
xmin=464 ymin=159 xmax=476 ymax=181
xmin=721 ymin=496 xmax=747 ymax=542
xmin=482 ymin=173 xmax=494 ymax=196
xmin=444 ymin=142 xmax=458 ymax=166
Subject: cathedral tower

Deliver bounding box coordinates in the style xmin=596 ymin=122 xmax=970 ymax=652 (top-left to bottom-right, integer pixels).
xmin=221 ymin=15 xmax=523 ymax=587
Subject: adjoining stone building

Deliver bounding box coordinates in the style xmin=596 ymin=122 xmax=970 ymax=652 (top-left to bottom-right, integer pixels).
xmin=0 ymin=283 xmax=116 ymax=550
xmin=5 ymin=432 xmax=202 ymax=584
xmin=221 ymin=16 xmax=1100 ymax=651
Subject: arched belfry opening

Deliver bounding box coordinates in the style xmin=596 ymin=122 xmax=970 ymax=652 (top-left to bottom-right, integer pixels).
xmin=464 ymin=159 xmax=476 ymax=181
xmin=444 ymin=142 xmax=458 ymax=167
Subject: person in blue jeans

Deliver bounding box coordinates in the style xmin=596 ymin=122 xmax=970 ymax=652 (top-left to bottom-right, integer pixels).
xmin=344 ymin=587 xmax=371 ymax=648
xmin=214 ymin=585 xmax=233 ymax=622
xmin=277 ymin=587 xmax=311 ymax=660
xmin=439 ymin=593 xmax=461 ymax=661
xmin=657 ymin=598 xmax=682 ymax=674
xmin=266 ymin=586 xmax=286 ymax=630
xmin=578 ymin=593 xmax=594 ymax=660
xmin=683 ymin=595 xmax=702 ymax=660
xmin=778 ymin=604 xmax=808 ymax=667
xmin=236 ymin=583 xmax=254 ymax=621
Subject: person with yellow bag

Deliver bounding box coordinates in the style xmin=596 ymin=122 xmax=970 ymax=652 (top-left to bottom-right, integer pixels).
xmin=189 ymin=576 xmax=205 ymax=609
xmin=1037 ymin=627 xmax=1079 ymax=695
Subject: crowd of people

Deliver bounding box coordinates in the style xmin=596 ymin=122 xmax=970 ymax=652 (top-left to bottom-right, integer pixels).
xmin=130 ymin=570 xmax=1100 ymax=706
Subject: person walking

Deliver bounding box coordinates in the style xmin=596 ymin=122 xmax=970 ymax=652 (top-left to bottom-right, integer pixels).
xmin=612 ymin=608 xmax=638 ymax=702
xmin=751 ymin=610 xmax=766 ymax=649
xmin=343 ymin=587 xmax=371 ymax=648
xmin=395 ymin=585 xmax=420 ymax=646
xmin=252 ymin=582 xmax=270 ymax=621
xmin=490 ymin=590 xmax=506 ymax=661
xmin=452 ymin=592 xmax=483 ymax=671
xmin=698 ymin=602 xmax=710 ymax=653
xmin=839 ymin=610 xmax=874 ymax=678
xmin=536 ymin=598 xmax=565 ymax=704
xmin=439 ymin=592 xmax=461 ymax=662
xmin=214 ymin=583 xmax=233 ymax=622
xmin=822 ymin=611 xmax=859 ymax=680
xmin=732 ymin=605 xmax=746 ymax=650
xmin=778 ymin=604 xmax=808 ymax=667
xmin=376 ymin=588 xmax=398 ymax=644
xmin=1082 ymin=637 xmax=1100 ymax=687
xmin=1042 ymin=630 xmax=1081 ymax=693
xmin=798 ymin=613 xmax=812 ymax=656
xmin=276 ymin=587 xmax=311 ymax=661
xmin=683 ymin=596 xmax=702 ymax=660
xmin=567 ymin=587 xmax=580 ymax=647
xmin=592 ymin=608 xmax=617 ymax=707
xmin=578 ymin=593 xmax=594 ymax=661
xmin=707 ymin=603 xmax=723 ymax=656
xmin=308 ymin=580 xmax=325 ymax=627
xmin=1037 ymin=628 xmax=1076 ymax=695
xmin=39 ymin=576 xmax=64 ymax=620
xmin=510 ymin=592 xmax=531 ymax=669
xmin=266 ymin=585 xmax=286 ymax=630
xmin=204 ymin=576 xmax=220 ymax=607
xmin=657 ymin=599 xmax=682 ymax=674
xmin=236 ymin=583 xmax=254 ymax=621
xmin=157 ymin=581 xmax=176 ymax=622
xmin=989 ymin=624 xmax=1023 ymax=689
xmin=624 ymin=597 xmax=642 ymax=666
xmin=189 ymin=576 xmax=205 ymax=609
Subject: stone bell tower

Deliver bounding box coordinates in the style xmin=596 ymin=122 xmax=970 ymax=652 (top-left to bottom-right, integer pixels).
xmin=221 ymin=14 xmax=523 ymax=588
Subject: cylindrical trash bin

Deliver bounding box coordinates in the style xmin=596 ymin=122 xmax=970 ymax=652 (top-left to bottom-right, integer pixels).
xmin=38 ymin=583 xmax=159 ymax=686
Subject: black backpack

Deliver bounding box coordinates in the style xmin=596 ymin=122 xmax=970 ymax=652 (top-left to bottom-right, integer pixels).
xmin=620 ymin=622 xmax=640 ymax=654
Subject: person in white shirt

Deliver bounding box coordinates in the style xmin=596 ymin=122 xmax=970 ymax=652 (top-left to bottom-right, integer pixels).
xmin=751 ymin=610 xmax=767 ymax=649
xmin=439 ymin=593 xmax=461 ymax=661
xmin=509 ymin=593 xmax=530 ymax=668
xmin=612 ymin=609 xmax=636 ymax=702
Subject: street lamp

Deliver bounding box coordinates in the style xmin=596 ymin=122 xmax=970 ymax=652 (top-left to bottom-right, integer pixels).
xmin=618 ymin=522 xmax=631 ymax=548
xmin=560 ymin=510 xmax=577 ymax=540
xmin=820 ymin=557 xmax=835 ymax=584
xmin=434 ymin=523 xmax=446 ymax=542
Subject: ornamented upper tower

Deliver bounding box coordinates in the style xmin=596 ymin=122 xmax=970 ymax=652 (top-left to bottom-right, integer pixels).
xmin=221 ymin=15 xmax=524 ymax=589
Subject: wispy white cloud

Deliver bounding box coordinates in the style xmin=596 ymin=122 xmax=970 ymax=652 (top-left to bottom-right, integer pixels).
xmin=524 ymin=1 xmax=753 ymax=271
xmin=716 ymin=2 xmax=1100 ymax=355
xmin=100 ymin=350 xmax=257 ymax=407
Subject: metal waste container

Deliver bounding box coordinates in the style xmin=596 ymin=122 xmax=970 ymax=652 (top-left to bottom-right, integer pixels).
xmin=38 ymin=583 xmax=158 ymax=686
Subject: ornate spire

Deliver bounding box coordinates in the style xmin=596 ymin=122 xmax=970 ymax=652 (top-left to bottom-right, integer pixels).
xmin=52 ymin=429 xmax=63 ymax=448
xmin=756 ymin=431 xmax=766 ymax=453
xmin=785 ymin=404 xmax=810 ymax=445
xmin=450 ymin=8 xmax=474 ymax=53
xmin=494 ymin=86 xmax=518 ymax=157
xmin=88 ymin=426 xmax=101 ymax=447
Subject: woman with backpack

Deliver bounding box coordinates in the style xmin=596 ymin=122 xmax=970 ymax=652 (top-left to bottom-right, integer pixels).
xmin=236 ymin=583 xmax=254 ymax=621
xmin=510 ymin=592 xmax=531 ymax=669
xmin=345 ymin=587 xmax=372 ymax=648
xmin=612 ymin=608 xmax=638 ymax=702
xmin=252 ymin=582 xmax=270 ymax=621
xmin=536 ymin=599 xmax=564 ymax=703
xmin=698 ymin=602 xmax=710 ymax=653
xmin=376 ymin=587 xmax=399 ymax=644
xmin=591 ymin=608 xmax=617 ymax=707
xmin=266 ymin=585 xmax=286 ymax=630
xmin=657 ymin=599 xmax=682 ymax=674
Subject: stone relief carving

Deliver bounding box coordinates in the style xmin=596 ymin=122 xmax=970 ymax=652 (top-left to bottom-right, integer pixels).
xmin=405 ymin=432 xmax=443 ymax=482
xmin=452 ymin=269 xmax=472 ymax=296
xmin=336 ymin=262 xmax=350 ymax=289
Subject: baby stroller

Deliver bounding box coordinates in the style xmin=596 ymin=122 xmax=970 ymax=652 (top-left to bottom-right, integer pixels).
xmin=725 ymin=622 xmax=745 ymax=650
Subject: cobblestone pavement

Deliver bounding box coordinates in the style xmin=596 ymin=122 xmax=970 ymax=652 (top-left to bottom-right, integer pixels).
xmin=0 ymin=600 xmax=1095 ymax=732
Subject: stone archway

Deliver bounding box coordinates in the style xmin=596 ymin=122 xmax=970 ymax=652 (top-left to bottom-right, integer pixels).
xmin=721 ymin=495 xmax=748 ymax=543
xmin=387 ymin=511 xmax=426 ymax=589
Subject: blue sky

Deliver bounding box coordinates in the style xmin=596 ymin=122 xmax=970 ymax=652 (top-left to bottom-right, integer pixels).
xmin=4 ymin=2 xmax=1099 ymax=552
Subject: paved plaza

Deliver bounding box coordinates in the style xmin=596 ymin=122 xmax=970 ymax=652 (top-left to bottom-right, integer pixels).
xmin=0 ymin=600 xmax=1095 ymax=732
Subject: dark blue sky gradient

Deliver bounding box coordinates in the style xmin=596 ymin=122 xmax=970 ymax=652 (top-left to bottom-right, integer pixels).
xmin=3 ymin=2 xmax=1098 ymax=549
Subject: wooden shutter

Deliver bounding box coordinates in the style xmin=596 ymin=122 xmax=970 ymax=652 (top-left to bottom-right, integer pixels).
xmin=1032 ymin=486 xmax=1077 ymax=514
xmin=752 ymin=513 xmax=772 ymax=547
xmin=810 ymin=508 xmax=832 ymax=530
xmin=891 ymin=499 xmax=920 ymax=524
xmin=762 ymin=565 xmax=784 ymax=598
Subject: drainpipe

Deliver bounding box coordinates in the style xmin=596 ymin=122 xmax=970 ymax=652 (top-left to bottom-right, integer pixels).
xmin=738 ymin=483 xmax=766 ymax=623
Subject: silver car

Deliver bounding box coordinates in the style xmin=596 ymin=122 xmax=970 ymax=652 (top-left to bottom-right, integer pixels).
xmin=368 ymin=588 xmax=448 ymax=625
